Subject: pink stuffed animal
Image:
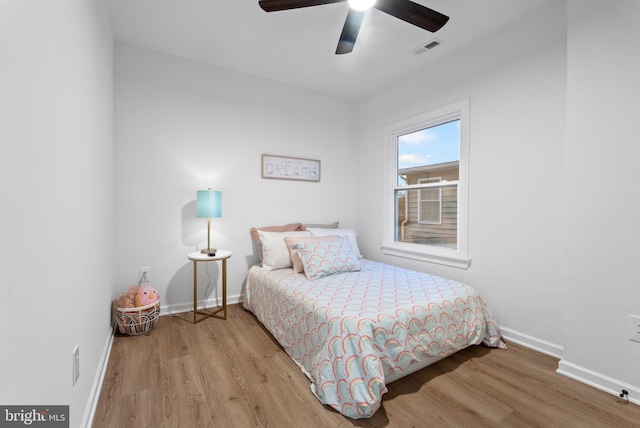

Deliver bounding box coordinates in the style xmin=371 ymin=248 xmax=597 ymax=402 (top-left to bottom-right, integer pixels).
xmin=135 ymin=285 xmax=160 ymax=307
xmin=113 ymin=285 xmax=140 ymax=309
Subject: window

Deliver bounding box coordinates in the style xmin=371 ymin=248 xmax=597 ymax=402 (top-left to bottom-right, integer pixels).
xmin=382 ymin=99 xmax=470 ymax=268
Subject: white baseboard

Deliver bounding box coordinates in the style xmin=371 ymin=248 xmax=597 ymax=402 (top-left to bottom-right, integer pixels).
xmin=81 ymin=324 xmax=115 ymax=428
xmin=557 ymin=360 xmax=640 ymax=406
xmin=499 ymin=326 xmax=564 ymax=359
xmin=500 ymin=325 xmax=640 ymax=407
xmin=160 ymin=293 xmax=243 ymax=316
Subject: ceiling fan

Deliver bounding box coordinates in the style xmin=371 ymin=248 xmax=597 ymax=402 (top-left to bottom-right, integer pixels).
xmin=258 ymin=0 xmax=449 ymax=54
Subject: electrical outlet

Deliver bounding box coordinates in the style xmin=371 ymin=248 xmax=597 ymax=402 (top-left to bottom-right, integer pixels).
xmin=139 ymin=267 xmax=151 ymax=283
xmin=72 ymin=346 xmax=80 ymax=386
xmin=629 ymin=315 xmax=640 ymax=343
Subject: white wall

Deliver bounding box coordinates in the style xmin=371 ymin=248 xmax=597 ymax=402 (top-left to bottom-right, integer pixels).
xmin=357 ymin=0 xmax=640 ymax=400
xmin=114 ymin=43 xmax=357 ymax=313
xmin=356 ymin=2 xmax=567 ymax=353
xmin=0 ymin=1 xmax=115 ymax=426
xmin=560 ymin=0 xmax=640 ymax=396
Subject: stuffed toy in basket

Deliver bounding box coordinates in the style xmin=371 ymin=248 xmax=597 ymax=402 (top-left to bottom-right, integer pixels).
xmin=113 ymin=285 xmax=160 ymax=335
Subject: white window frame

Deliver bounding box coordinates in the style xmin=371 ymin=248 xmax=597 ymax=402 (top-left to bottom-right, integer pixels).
xmin=418 ymin=177 xmax=442 ymax=225
xmin=382 ymin=99 xmax=470 ymax=269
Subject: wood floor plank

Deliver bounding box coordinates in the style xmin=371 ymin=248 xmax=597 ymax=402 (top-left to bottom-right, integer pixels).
xmin=93 ymin=338 xmax=127 ymax=427
xmin=187 ymin=321 xmax=265 ymax=427
xmin=94 ymin=304 xmax=640 ymax=427
xmin=121 ymin=333 xmax=162 ymax=396
xmin=115 ymin=389 xmax=162 ymax=428
xmin=161 ymin=354 xmax=214 ymax=427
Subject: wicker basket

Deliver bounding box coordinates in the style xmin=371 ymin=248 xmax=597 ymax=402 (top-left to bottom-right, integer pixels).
xmin=113 ymin=300 xmax=160 ymax=336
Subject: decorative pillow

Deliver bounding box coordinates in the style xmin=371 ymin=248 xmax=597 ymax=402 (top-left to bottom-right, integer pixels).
xmin=301 ymin=221 xmax=339 ymax=230
xmin=258 ymin=230 xmax=311 ymax=270
xmin=307 ymin=227 xmax=362 ymax=258
xmin=284 ymin=235 xmax=341 ymax=274
xmin=250 ymin=223 xmax=303 ymax=242
xmin=296 ymin=236 xmax=361 ymax=280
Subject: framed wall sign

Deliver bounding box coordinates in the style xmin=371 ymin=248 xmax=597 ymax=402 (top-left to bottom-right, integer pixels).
xmin=261 ymin=154 xmax=321 ymax=182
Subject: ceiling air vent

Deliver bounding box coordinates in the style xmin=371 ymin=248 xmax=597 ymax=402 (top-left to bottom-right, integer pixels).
xmin=411 ymin=38 xmax=443 ymax=56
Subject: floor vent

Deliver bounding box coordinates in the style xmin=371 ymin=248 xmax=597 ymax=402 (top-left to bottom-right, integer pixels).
xmin=411 ymin=38 xmax=443 ymax=55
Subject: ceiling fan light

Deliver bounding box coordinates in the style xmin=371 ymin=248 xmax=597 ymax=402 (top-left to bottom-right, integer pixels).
xmin=348 ymin=0 xmax=376 ymax=12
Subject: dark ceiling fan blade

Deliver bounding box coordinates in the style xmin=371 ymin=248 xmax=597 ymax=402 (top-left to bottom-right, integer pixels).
xmin=335 ymin=9 xmax=365 ymax=54
xmin=259 ymin=0 xmax=345 ymax=12
xmin=374 ymin=0 xmax=449 ymax=32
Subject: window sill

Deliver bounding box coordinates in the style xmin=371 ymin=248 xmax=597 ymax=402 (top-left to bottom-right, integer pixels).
xmin=380 ymin=243 xmax=471 ymax=269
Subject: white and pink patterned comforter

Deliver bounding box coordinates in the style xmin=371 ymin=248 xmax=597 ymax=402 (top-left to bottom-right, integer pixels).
xmin=243 ymin=259 xmax=504 ymax=419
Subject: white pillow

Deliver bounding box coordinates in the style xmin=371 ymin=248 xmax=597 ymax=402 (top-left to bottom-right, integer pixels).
xmin=307 ymin=227 xmax=362 ymax=258
xmin=257 ymin=230 xmax=311 ymax=270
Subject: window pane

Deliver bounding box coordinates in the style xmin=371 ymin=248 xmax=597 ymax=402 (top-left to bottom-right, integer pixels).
xmin=395 ymin=186 xmax=457 ymax=249
xmin=397 ymin=119 xmax=460 ymax=186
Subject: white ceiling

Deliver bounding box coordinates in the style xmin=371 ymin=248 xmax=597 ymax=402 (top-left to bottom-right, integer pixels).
xmin=106 ymin=0 xmax=554 ymax=100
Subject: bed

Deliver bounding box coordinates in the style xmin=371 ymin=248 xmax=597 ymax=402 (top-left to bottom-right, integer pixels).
xmin=243 ymin=224 xmax=505 ymax=419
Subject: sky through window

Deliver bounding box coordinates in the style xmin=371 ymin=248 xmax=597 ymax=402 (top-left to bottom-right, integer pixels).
xmin=397 ymin=119 xmax=460 ymax=170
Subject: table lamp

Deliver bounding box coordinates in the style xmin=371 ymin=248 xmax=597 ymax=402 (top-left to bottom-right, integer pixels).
xmin=197 ymin=188 xmax=222 ymax=256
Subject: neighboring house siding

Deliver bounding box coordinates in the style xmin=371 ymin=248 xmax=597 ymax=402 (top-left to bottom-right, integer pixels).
xmin=399 ymin=163 xmax=458 ymax=246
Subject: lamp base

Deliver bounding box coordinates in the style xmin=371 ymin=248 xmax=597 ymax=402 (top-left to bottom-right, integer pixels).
xmin=201 ymin=248 xmax=217 ymax=256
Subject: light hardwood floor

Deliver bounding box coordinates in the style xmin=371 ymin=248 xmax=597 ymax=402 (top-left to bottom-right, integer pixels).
xmin=94 ymin=304 xmax=640 ymax=427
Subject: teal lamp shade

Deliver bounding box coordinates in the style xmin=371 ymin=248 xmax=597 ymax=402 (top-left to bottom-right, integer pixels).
xmin=197 ymin=189 xmax=222 ymax=218
xmin=196 ymin=189 xmax=221 ymax=255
